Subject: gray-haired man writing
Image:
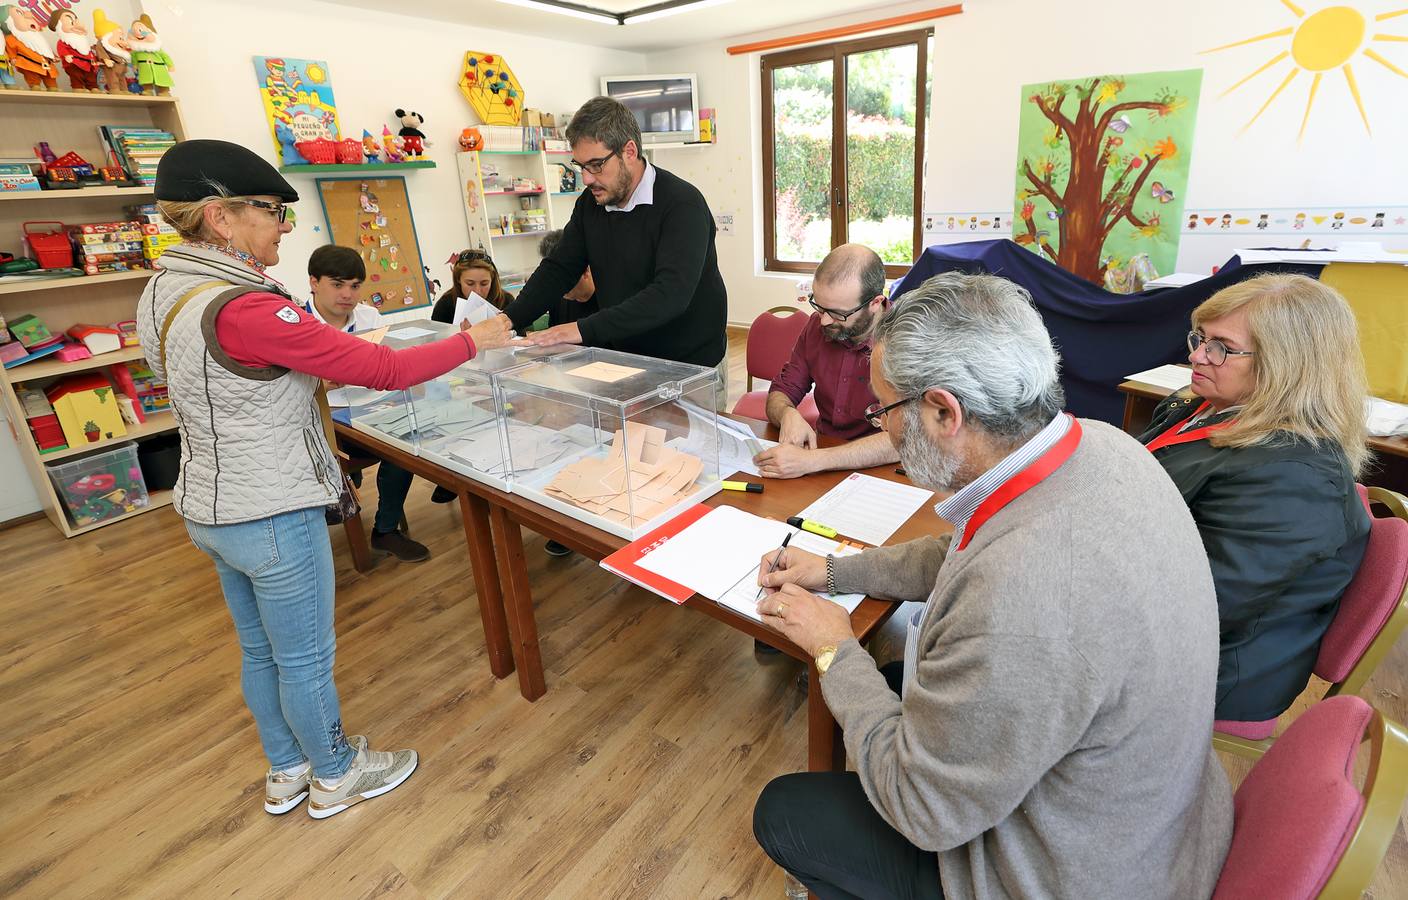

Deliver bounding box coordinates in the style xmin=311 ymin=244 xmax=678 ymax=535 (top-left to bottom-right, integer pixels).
xmin=751 ymin=272 xmax=1232 ymax=899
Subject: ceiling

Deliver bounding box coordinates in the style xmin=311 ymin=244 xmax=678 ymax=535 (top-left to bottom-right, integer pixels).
xmin=320 ymin=0 xmax=909 ymax=53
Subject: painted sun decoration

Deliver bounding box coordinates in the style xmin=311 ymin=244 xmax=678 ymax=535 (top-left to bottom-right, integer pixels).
xmin=1204 ymin=1 xmax=1408 ymax=141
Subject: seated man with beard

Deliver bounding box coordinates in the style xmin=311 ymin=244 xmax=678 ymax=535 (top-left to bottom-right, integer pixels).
xmin=752 ymin=244 xmax=901 ymax=479
xmin=751 ymin=272 xmax=1233 ymax=900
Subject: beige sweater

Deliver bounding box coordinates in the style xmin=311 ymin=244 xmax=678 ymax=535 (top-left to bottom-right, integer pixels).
xmin=826 ymin=420 xmax=1232 ymax=900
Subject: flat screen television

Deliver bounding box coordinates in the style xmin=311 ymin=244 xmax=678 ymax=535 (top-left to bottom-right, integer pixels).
xmin=600 ymin=74 xmax=699 ymax=145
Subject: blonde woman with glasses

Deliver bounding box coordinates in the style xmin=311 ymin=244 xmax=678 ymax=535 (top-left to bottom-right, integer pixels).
xmin=1139 ymin=273 xmax=1371 ymax=723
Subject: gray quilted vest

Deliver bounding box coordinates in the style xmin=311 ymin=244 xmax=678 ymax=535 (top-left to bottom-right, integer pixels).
xmin=135 ymin=245 xmax=339 ymax=525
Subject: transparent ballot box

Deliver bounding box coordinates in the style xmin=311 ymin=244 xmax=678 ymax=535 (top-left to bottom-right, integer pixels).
xmin=343 ymin=319 xmax=458 ymax=455
xmin=414 ymin=345 xmax=567 ymax=491
xmin=495 ymin=347 xmax=723 ymax=540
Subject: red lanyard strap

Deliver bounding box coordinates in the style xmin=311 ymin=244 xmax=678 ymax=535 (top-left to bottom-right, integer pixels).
xmin=1144 ymin=402 xmax=1234 ymax=453
xmin=956 ymin=415 xmax=1083 ymax=551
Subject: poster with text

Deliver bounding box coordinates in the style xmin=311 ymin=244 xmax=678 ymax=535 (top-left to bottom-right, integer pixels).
xmin=252 ymin=57 xmax=341 ymax=157
xmin=1012 ymin=68 xmax=1202 ymax=288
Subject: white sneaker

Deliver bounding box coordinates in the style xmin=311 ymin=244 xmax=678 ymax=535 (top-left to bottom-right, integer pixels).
xmin=307 ymin=735 xmax=418 ymax=820
xmin=265 ymin=763 xmax=310 ymax=815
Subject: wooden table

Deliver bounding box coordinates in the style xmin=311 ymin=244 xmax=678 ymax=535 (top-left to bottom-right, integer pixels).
xmin=1118 ymin=378 xmax=1408 ymax=494
xmin=335 ymin=417 xmax=947 ymax=772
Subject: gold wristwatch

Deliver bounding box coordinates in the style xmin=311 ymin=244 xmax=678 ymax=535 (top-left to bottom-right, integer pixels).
xmin=815 ymin=644 xmax=839 ymax=676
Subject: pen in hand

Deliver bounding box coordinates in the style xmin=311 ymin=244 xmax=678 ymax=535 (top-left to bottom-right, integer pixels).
xmin=755 ymin=531 xmax=794 ymax=602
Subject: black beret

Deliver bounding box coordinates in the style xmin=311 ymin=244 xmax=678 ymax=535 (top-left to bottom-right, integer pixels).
xmin=155 ymin=139 xmax=299 ymax=203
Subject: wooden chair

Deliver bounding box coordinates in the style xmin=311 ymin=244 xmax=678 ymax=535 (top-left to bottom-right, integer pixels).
xmin=1215 ymin=488 xmax=1408 ymax=758
xmin=1211 ymin=695 xmax=1408 ymax=900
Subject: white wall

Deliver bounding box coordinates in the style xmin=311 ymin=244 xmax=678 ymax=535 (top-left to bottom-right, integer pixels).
xmin=647 ymin=0 xmax=1408 ymax=325
xmin=144 ymin=0 xmax=646 ymax=291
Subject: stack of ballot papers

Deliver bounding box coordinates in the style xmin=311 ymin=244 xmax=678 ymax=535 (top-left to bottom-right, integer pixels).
xmin=544 ymin=422 xmax=705 ymax=526
xmin=437 ymin=421 xmax=598 ymax=476
xmin=630 ymin=506 xmax=865 ymax=618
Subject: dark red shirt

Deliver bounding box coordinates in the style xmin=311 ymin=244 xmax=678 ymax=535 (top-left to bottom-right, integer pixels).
xmin=770 ymin=312 xmax=880 ymax=441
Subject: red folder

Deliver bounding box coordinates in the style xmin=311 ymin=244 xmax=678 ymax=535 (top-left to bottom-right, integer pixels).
xmin=599 ymin=503 xmax=713 ymax=604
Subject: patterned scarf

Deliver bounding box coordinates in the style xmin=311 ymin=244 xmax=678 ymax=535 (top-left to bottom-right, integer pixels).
xmin=188 ymin=241 xmax=268 ymax=274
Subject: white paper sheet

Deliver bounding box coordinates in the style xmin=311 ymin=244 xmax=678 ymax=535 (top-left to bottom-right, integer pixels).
xmin=1124 ymin=364 xmax=1193 ymax=391
xmin=715 ymin=530 xmax=866 ymax=622
xmin=1367 ymin=397 xmax=1408 ymax=437
xmin=451 ymin=292 xmax=500 ymax=327
xmin=636 ymin=506 xmax=794 ymax=601
xmin=795 ymin=473 xmax=933 ymax=546
xmin=386 ymin=325 xmax=436 ymax=340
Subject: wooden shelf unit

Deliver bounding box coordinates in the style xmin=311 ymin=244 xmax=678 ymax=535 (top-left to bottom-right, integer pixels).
xmin=279 ymin=160 xmax=436 ymax=174
xmin=0 ymin=89 xmax=187 ymax=538
xmin=455 ymin=150 xmax=582 ymax=280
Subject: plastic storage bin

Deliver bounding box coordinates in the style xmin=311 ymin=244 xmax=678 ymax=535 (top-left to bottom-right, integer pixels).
xmin=46 ymin=442 xmax=150 ymax=528
xmin=415 ymin=344 xmax=568 ymax=490
xmin=496 ymin=347 xmax=723 ymax=540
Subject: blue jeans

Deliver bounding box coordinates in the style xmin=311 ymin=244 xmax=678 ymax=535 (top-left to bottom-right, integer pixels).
xmin=185 ymin=507 xmax=355 ymax=780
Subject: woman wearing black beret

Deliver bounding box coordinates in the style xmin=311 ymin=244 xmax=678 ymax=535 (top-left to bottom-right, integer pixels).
xmin=136 ymin=140 xmax=512 ymax=819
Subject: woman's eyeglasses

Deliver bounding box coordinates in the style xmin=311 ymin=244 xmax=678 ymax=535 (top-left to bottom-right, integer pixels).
xmin=456 ymin=249 xmax=495 ymax=267
xmin=1187 ymin=331 xmax=1256 ymax=367
xmin=237 ymin=198 xmax=290 ymax=224
xmin=568 ymin=150 xmax=620 ymax=176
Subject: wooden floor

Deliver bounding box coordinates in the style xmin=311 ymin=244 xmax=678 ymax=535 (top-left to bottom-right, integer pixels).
xmin=2 ymin=330 xmax=1405 ymax=899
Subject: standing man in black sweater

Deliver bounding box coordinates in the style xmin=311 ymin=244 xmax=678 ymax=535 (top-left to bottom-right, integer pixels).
xmin=508 ymin=97 xmax=728 ymax=371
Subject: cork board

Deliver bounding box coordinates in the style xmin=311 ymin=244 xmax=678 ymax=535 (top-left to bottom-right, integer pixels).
xmin=315 ymin=176 xmax=430 ymax=312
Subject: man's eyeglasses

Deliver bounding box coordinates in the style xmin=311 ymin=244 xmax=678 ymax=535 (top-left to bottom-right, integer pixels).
xmin=1187 ymin=331 xmax=1256 ymax=367
xmin=807 ymin=293 xmax=872 ymax=322
xmin=569 ymin=150 xmax=620 ymax=176
xmin=864 ymin=395 xmax=918 ymax=430
xmin=237 ymin=198 xmax=290 ymax=224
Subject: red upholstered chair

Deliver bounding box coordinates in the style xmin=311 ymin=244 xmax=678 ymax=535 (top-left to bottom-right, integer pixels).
xmin=1215 ymin=488 xmax=1408 ymax=758
xmin=1211 ymin=695 xmax=1408 ymax=900
xmin=731 ymin=306 xmax=819 ymax=427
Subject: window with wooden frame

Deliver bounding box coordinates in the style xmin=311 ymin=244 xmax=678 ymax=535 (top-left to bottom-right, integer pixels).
xmin=762 ymin=28 xmax=931 ymax=277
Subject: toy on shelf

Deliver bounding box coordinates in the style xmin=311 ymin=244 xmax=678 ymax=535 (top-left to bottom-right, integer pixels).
xmin=459 ymin=128 xmax=484 ymax=152
xmin=67 ymin=323 xmax=121 ymax=355
xmin=128 ymin=15 xmax=172 ymax=96
xmin=70 ymin=219 xmax=150 ymax=275
xmin=362 ymin=129 xmax=382 ymax=163
xmin=23 ymin=221 xmax=73 ymax=269
xmin=9 ymin=313 xmax=55 ymax=348
xmin=294 ymin=138 xmax=337 ymax=165
xmin=46 ymin=372 xmax=126 ymax=446
xmin=395 ymin=109 xmax=428 ymax=158
xmin=381 ymin=126 xmax=406 ymax=163
xmin=274 ymin=121 xmax=302 ymax=166
xmin=92 ymin=10 xmax=130 ymax=94
xmin=4 ymin=5 xmax=57 ymax=90
xmin=48 ymin=9 xmax=99 ymax=92
xmin=336 ymin=138 xmax=363 ymax=164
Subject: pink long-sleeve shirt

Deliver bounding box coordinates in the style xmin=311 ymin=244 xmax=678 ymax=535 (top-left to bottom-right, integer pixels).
xmin=214 ymin=292 xmax=475 ymax=389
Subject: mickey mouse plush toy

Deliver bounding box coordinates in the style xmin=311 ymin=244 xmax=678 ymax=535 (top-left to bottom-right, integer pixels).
xmin=395 ymin=109 xmax=428 ymax=158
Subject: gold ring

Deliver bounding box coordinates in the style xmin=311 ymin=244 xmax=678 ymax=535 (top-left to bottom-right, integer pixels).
xmin=776 ymin=602 xmax=788 ymax=618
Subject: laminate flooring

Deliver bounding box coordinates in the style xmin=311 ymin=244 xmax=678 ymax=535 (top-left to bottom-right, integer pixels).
xmin=2 ymin=331 xmax=1404 ymax=899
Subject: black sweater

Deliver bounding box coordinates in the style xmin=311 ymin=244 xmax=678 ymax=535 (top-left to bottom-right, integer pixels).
xmin=503 ymin=165 xmax=727 ymax=367
xmin=1140 ymin=392 xmax=1370 ymax=721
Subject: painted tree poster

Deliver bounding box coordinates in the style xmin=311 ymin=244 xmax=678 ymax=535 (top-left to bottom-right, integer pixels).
xmin=1012 ymin=69 xmax=1202 ymax=287
xmin=252 ymin=57 xmax=341 ymax=157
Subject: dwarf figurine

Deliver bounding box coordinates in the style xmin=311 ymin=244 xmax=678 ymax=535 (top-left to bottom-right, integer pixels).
xmin=91 ymin=9 xmax=129 ymax=95
xmin=381 ymin=126 xmax=405 ymax=163
xmin=2 ymin=4 xmax=58 ymax=90
xmin=128 ymin=14 xmax=172 ymax=96
xmin=49 ymin=9 xmax=98 ymax=92
xmin=362 ymin=129 xmax=382 ymax=163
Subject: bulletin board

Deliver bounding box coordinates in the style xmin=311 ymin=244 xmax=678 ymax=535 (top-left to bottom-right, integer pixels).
xmin=315 ymin=177 xmax=430 ymax=311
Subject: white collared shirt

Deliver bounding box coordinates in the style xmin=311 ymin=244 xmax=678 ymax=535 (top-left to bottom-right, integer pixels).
xmin=605 ymin=162 xmax=656 ymax=213
xmin=933 ymin=412 xmax=1072 ymax=539
xmin=304 ymin=299 xmax=382 ymax=334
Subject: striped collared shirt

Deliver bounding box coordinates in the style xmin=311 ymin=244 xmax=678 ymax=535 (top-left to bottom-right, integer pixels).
xmin=933 ymin=412 xmax=1071 ymax=536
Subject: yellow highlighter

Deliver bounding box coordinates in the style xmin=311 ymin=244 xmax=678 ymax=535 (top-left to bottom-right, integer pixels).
xmin=721 ymin=480 xmax=763 ymax=494
xmin=786 ymin=516 xmax=837 ymax=538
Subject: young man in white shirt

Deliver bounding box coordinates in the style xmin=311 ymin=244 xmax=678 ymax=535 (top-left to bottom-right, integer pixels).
xmin=305 ymin=245 xmax=429 ymax=562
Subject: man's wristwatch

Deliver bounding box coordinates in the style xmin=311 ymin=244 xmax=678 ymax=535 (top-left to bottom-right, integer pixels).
xmin=815 ymin=643 xmax=839 ymax=676
xmin=825 ymin=554 xmax=836 ymax=595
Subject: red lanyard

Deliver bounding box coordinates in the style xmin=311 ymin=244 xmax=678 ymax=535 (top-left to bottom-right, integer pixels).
xmin=956 ymin=414 xmax=1083 ymax=551
xmin=1144 ymin=402 xmax=1234 ymax=453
